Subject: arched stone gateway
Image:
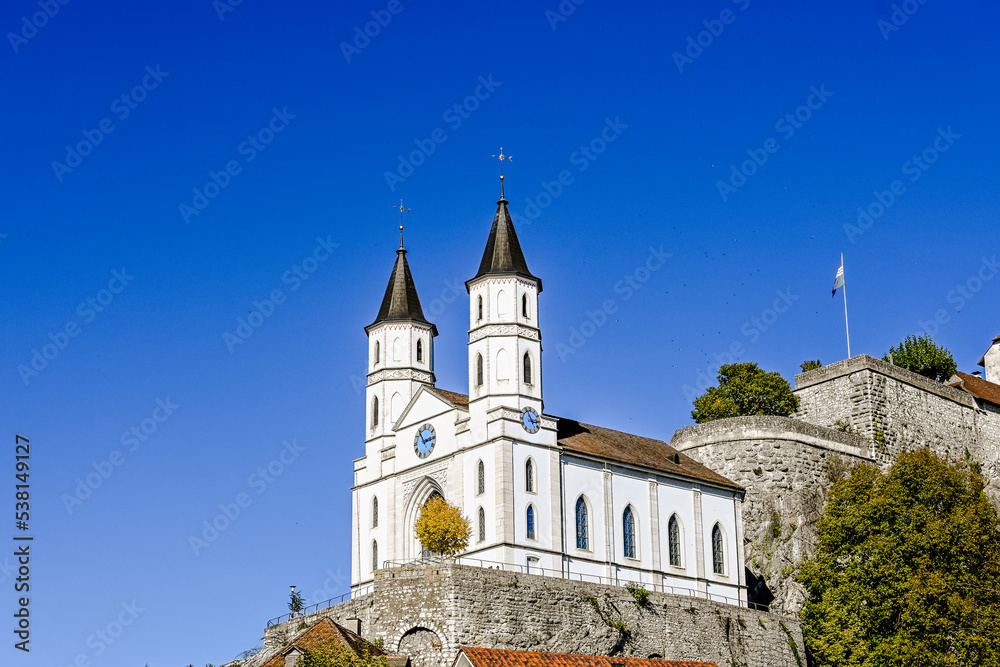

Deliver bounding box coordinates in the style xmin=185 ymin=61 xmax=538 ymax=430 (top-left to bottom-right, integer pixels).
xmin=397 ymin=626 xmax=445 ymax=667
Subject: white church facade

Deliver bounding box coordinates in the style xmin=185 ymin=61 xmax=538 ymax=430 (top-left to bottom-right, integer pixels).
xmin=351 ymin=182 xmax=747 ymax=605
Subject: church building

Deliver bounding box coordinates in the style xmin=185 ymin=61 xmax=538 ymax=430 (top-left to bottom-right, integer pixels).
xmin=352 ymin=177 xmax=747 ymax=606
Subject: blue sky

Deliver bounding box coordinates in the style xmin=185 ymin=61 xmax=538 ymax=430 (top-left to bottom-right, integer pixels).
xmin=2 ymin=0 xmax=998 ymax=664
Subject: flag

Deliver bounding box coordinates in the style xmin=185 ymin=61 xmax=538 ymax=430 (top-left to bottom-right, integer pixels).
xmin=832 ymin=256 xmax=844 ymax=297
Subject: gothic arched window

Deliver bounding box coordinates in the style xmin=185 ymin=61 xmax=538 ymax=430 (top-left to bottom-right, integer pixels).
xmin=477 ymin=460 xmax=485 ymax=495
xmin=478 ymin=507 xmax=485 ymax=542
xmin=523 ymin=352 xmax=532 ymax=385
xmin=476 ymin=354 xmax=484 ymax=387
xmin=623 ymin=506 xmax=636 ymax=559
xmin=525 ymin=458 xmax=535 ymax=493
xmin=374 ymin=341 xmax=380 ymax=366
xmin=371 ymin=396 xmax=379 ymax=428
xmin=526 ymin=505 xmax=536 ymax=540
xmin=477 ymin=295 xmax=483 ymax=321
xmin=372 ymin=540 xmax=378 ymax=572
xmin=668 ymin=515 xmax=681 ymax=567
xmin=416 ymin=339 xmax=423 ymax=363
xmin=712 ymin=524 xmax=725 ymax=574
xmin=372 ymin=496 xmax=378 ymax=528
xmin=575 ymin=497 xmax=589 ymax=550
xmin=522 ymin=294 xmax=529 ymax=318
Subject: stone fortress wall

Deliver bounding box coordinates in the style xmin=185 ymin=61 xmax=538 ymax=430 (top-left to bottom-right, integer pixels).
xmin=264 ymin=563 xmax=807 ymax=667
xmin=671 ymin=416 xmax=874 ymax=611
xmin=793 ymin=354 xmax=1000 ymax=498
xmin=672 ymin=354 xmax=1000 ymax=611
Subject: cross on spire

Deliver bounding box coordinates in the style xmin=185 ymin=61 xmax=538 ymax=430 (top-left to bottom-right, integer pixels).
xmin=394 ymin=199 xmax=411 ymax=248
xmin=492 ymin=147 xmax=512 ymax=200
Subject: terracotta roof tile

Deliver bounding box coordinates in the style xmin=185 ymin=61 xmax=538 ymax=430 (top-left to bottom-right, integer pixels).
xmin=429 ymin=390 xmax=739 ymax=492
xmin=949 ymin=371 xmax=1000 ymax=407
xmin=428 ymin=387 xmax=470 ymax=408
xmin=454 ymin=647 xmax=716 ymax=667
xmin=557 ymin=418 xmax=743 ymax=492
xmin=259 ymin=618 xmax=387 ymax=667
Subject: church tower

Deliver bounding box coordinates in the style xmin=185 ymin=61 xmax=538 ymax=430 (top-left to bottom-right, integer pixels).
xmin=466 ymin=172 xmax=543 ymax=429
xmin=364 ymin=229 xmax=437 ymax=460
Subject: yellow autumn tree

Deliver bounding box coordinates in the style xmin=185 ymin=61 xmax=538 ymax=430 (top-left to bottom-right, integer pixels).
xmin=413 ymin=495 xmax=471 ymax=557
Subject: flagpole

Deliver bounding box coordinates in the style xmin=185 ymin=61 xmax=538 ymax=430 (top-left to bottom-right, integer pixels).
xmin=842 ymin=252 xmax=851 ymax=358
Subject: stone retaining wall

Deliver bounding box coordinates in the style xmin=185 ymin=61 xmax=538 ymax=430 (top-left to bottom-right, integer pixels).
xmin=263 ymin=563 xmax=806 ymax=667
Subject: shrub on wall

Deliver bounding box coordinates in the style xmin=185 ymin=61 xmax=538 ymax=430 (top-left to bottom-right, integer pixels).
xmin=691 ymin=362 xmax=799 ymax=423
xmin=883 ymin=334 xmax=957 ymax=382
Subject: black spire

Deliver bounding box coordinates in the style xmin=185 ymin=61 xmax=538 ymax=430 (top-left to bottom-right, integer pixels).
xmin=366 ymin=246 xmax=437 ymax=335
xmin=469 ymin=197 xmax=542 ymax=291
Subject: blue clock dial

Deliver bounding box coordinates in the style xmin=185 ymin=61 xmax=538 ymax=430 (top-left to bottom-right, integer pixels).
xmin=414 ymin=424 xmax=436 ymax=458
xmin=521 ymin=408 xmax=540 ymax=433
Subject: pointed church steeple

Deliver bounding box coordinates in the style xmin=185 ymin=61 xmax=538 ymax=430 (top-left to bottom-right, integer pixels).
xmin=367 ymin=246 xmax=437 ymax=334
xmin=465 ymin=163 xmax=544 ymax=419
xmin=363 ymin=223 xmax=437 ymax=461
xmin=469 ymin=198 xmax=542 ymax=291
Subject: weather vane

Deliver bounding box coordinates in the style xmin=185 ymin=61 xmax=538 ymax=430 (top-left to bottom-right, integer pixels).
xmin=394 ymin=198 xmax=411 ymax=248
xmin=492 ymin=147 xmax=512 ymax=199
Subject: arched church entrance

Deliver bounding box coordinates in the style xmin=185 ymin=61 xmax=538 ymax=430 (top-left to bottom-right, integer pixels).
xmin=403 ymin=478 xmax=444 ymax=561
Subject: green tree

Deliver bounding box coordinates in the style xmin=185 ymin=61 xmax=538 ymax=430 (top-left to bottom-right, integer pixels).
xmin=414 ymin=495 xmax=470 ymax=557
xmin=799 ymin=449 xmax=1000 ymax=666
xmin=288 ymin=588 xmax=306 ymax=615
xmin=297 ymin=639 xmax=390 ymax=667
xmin=884 ymin=334 xmax=957 ymax=382
xmin=800 ymin=360 xmax=822 ymax=372
xmin=691 ymin=362 xmax=799 ymax=423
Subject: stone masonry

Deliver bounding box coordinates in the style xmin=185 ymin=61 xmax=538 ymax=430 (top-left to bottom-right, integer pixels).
xmin=793 ymin=354 xmax=1000 ymax=504
xmin=263 ymin=563 xmax=807 ymax=667
xmin=671 ymin=416 xmax=874 ymax=612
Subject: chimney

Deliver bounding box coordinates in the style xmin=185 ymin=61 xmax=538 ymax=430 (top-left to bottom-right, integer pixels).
xmin=980 ymin=336 xmax=1000 ymax=384
xmin=344 ymin=617 xmax=362 ymax=636
xmin=972 ymin=371 xmax=983 ymax=378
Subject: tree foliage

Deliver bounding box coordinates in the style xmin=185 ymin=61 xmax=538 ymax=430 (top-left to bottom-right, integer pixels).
xmin=800 ymin=360 xmax=822 ymax=372
xmin=799 ymin=449 xmax=1000 ymax=666
xmin=691 ymin=362 xmax=799 ymax=423
xmin=297 ymin=639 xmax=390 ymax=667
xmin=413 ymin=495 xmax=470 ymax=557
xmin=288 ymin=588 xmax=305 ymax=615
xmin=884 ymin=334 xmax=957 ymax=382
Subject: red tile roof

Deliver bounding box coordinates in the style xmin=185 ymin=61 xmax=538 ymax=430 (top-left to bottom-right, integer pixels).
xmin=426 ymin=389 xmax=740 ymax=492
xmin=454 ymin=647 xmax=716 ymax=667
xmin=428 ymin=387 xmax=470 ymax=408
xmin=557 ymin=418 xmax=743 ymax=492
xmin=948 ymin=371 xmax=1000 ymax=407
xmin=259 ymin=618 xmax=389 ymax=667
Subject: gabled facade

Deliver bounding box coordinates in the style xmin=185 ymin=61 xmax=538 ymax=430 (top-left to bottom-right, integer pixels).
xmin=351 ymin=186 xmax=746 ymax=605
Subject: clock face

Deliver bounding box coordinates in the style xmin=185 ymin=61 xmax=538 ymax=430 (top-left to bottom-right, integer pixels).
xmin=414 ymin=424 xmax=436 ymax=459
xmin=521 ymin=407 xmax=540 ymax=434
